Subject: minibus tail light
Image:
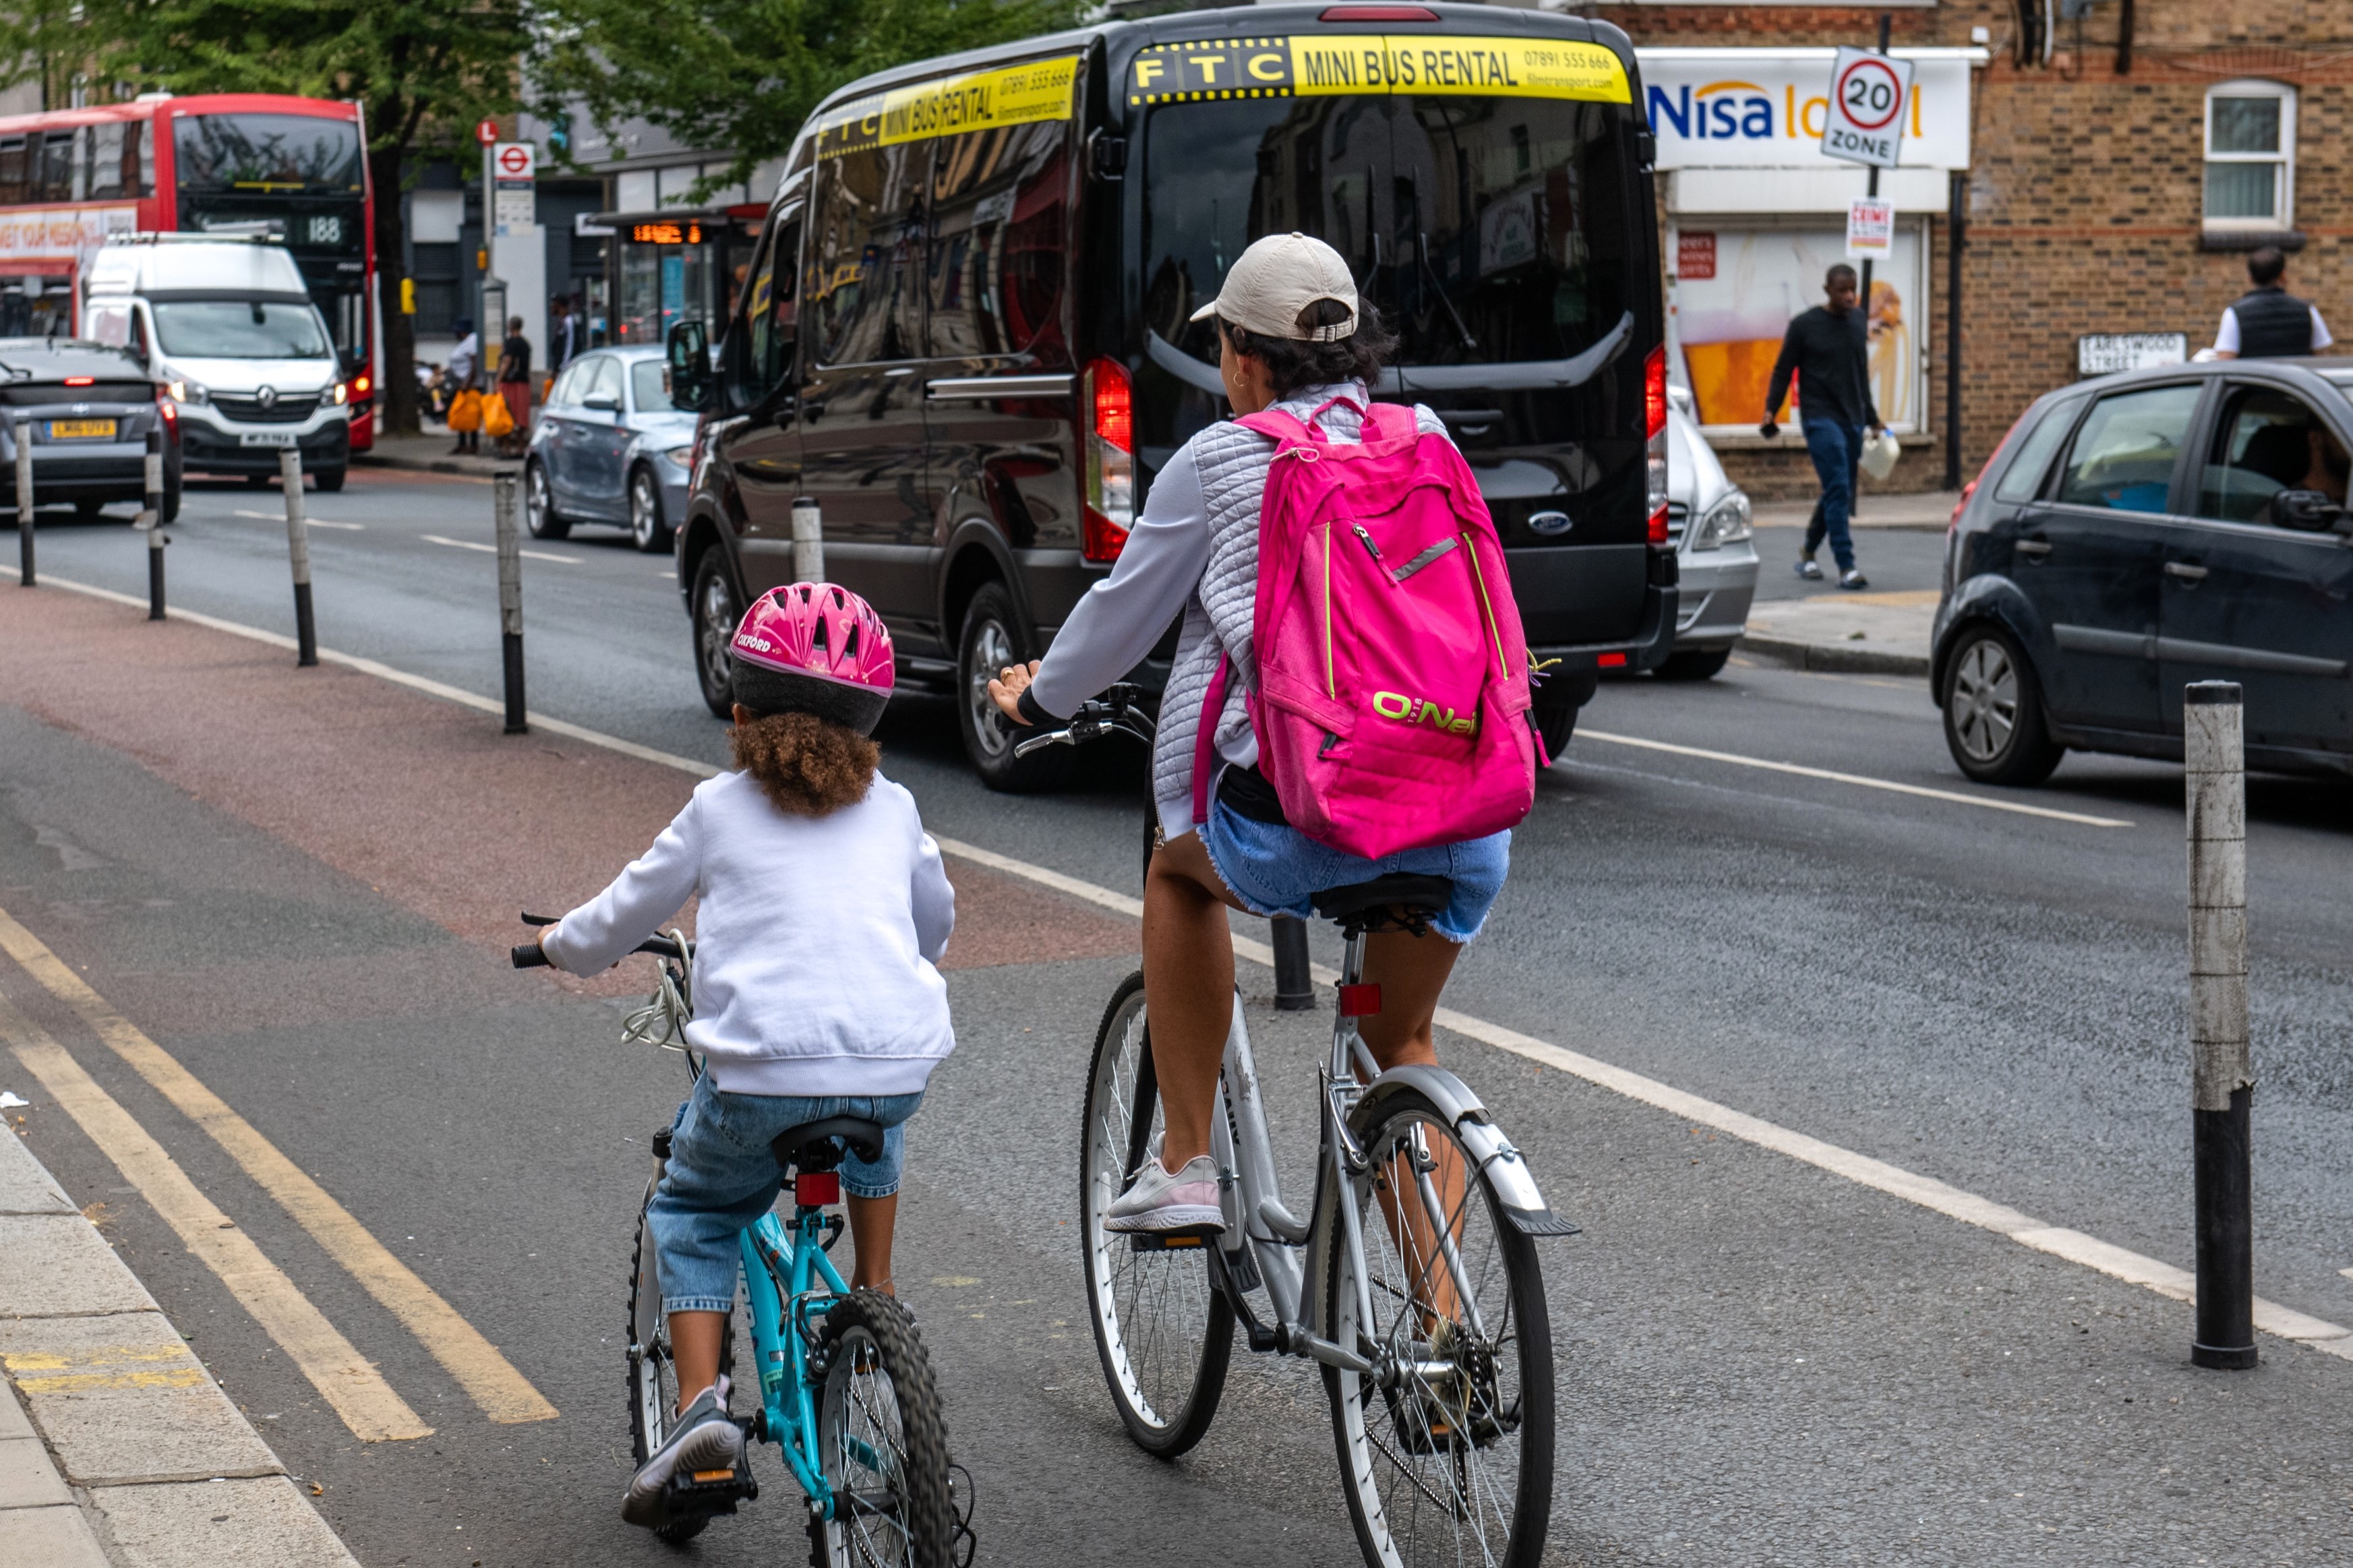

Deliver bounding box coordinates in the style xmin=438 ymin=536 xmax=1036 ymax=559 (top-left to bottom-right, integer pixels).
xmin=1645 ymin=345 xmax=1669 ymax=546
xmin=1081 ymin=357 xmax=1133 ymax=563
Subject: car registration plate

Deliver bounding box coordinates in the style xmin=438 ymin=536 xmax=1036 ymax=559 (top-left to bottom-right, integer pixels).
xmin=48 ymin=419 xmax=116 ymax=439
xmin=239 ymin=431 xmax=298 ymax=448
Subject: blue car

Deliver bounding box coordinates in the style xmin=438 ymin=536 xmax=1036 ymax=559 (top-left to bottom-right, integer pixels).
xmin=524 ymin=345 xmax=696 ymax=551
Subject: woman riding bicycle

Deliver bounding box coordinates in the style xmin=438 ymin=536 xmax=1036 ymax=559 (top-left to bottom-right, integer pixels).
xmin=990 ymin=232 xmax=1510 ymax=1235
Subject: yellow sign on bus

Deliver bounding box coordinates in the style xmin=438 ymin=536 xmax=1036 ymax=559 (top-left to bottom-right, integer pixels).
xmin=814 ymin=55 xmax=1083 ymax=161
xmin=1127 ymin=36 xmax=1630 ymax=106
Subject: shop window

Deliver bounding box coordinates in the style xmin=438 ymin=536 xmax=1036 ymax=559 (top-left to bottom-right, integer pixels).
xmin=928 ymin=120 xmax=1069 ymax=363
xmin=2204 ymin=81 xmax=2294 ymax=233
xmin=805 ymin=142 xmax=927 ymax=367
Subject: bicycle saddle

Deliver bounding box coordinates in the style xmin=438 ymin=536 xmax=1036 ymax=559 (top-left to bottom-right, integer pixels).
xmin=771 ymin=1116 xmax=887 ymax=1174
xmin=1311 ymin=873 xmax=1455 ymax=936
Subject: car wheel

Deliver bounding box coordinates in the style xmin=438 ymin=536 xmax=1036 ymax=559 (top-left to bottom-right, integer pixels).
xmin=1656 ymin=646 xmax=1732 ymax=681
xmin=958 ymin=582 xmax=1071 ymax=792
xmin=1941 ymin=623 xmax=2062 ymax=786
xmin=629 ymin=466 xmax=671 ymax=553
xmin=525 ymin=460 xmax=570 ymax=541
xmin=314 ymin=466 xmax=346 ymax=493
xmin=1531 ymin=685 xmax=1580 ymax=760
xmin=690 ymin=551 xmax=742 ymax=719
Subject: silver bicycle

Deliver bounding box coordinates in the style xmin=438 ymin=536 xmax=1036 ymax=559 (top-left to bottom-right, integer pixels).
xmin=1018 ymin=690 xmax=1575 ymax=1567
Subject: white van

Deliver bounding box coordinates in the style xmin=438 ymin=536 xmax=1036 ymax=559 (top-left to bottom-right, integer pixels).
xmin=83 ymin=235 xmax=352 ymax=491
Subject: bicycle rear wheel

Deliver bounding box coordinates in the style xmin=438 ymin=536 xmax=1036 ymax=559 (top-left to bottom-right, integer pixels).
xmin=1079 ymin=971 xmax=1234 ymax=1457
xmin=1324 ymin=1088 xmax=1554 ymax=1568
xmin=808 ymin=1290 xmax=957 ymax=1568
xmin=626 ymin=1193 xmax=734 ymax=1546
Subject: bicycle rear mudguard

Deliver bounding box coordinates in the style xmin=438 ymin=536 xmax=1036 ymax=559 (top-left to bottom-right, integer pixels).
xmin=1350 ymin=1066 xmax=1582 ymax=1239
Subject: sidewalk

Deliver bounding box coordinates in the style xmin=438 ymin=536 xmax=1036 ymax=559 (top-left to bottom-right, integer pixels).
xmin=0 ymin=1122 xmax=360 ymax=1568
xmin=1739 ymin=589 xmax=1937 ymax=677
xmin=1753 ymin=488 xmax=1960 ymax=531
xmin=353 ymin=432 xmax=515 ymax=481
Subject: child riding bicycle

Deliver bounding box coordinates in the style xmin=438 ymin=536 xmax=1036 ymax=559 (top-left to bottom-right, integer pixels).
xmin=535 ymin=583 xmax=955 ymax=1528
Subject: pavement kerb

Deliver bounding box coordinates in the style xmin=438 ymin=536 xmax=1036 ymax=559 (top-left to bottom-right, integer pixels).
xmin=354 ymin=448 xmax=514 ymax=482
xmin=11 ymin=562 xmax=2353 ymax=1380
xmin=1735 ymin=629 xmax=1930 ymax=677
xmin=0 ymin=1124 xmax=362 ymax=1567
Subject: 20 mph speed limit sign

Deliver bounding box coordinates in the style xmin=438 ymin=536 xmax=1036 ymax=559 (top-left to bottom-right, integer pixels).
xmin=1820 ymin=47 xmax=1914 ymax=169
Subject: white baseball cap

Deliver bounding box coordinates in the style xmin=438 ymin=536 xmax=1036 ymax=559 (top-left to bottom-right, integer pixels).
xmin=1189 ymin=232 xmax=1359 ymax=342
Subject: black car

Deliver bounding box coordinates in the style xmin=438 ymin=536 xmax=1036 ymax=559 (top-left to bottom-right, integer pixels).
xmin=667 ymin=4 xmax=1677 ymax=788
xmin=1935 ymin=357 xmax=2353 ymax=783
xmin=0 ymin=339 xmax=181 ymax=521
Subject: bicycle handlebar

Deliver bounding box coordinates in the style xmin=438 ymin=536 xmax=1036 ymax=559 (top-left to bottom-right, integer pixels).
xmin=512 ymin=912 xmax=687 ymax=969
xmin=1006 ymin=683 xmax=1157 ymax=758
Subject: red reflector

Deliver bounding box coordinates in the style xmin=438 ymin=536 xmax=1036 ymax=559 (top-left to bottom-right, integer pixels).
xmin=1643 ymin=346 xmax=1666 ymax=441
xmin=1599 ymin=652 xmax=1628 ymax=669
xmin=1321 ymin=4 xmax=1439 ymax=17
xmin=1090 ymin=357 xmax=1132 ymax=454
xmin=1083 ymin=505 xmax=1129 ymax=563
xmin=1338 ymin=983 xmax=1382 ymax=1018
xmin=63 ymin=376 xmax=94 ymax=386
xmin=1648 ymin=504 xmax=1670 ymax=546
xmin=794 ymin=1172 xmax=839 ymax=1207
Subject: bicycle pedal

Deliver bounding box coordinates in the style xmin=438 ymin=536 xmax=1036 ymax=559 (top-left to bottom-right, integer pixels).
xmin=1128 ymin=1228 xmax=1214 ymax=1252
xmin=663 ymin=1465 xmax=759 ymax=1519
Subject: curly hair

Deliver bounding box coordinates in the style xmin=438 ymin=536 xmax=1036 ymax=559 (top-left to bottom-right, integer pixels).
xmin=1221 ymin=297 xmax=1399 ymax=398
xmin=729 ymin=709 xmax=879 ymax=816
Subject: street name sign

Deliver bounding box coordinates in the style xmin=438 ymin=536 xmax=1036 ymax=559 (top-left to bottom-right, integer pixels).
xmin=1821 ymin=47 xmax=1913 ymax=169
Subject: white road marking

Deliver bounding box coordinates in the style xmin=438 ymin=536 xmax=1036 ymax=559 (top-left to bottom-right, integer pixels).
xmin=1578 ymin=729 xmax=2135 ymax=828
xmin=233 ymin=508 xmax=362 ymax=530
xmin=14 ymin=566 xmax=2343 ymax=1361
xmin=421 ymin=533 xmax=578 ymax=564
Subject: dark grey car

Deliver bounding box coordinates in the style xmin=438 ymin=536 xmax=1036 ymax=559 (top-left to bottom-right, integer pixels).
xmin=1934 ymin=357 xmax=2353 ymax=783
xmin=0 ymin=339 xmax=181 ymax=521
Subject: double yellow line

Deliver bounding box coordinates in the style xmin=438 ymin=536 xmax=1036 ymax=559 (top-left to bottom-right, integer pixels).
xmin=0 ymin=903 xmax=556 ymax=1440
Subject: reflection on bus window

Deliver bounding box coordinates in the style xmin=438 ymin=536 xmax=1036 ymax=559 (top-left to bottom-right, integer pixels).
xmin=173 ymin=115 xmax=363 ymax=191
xmin=150 ymin=301 xmax=334 ymax=359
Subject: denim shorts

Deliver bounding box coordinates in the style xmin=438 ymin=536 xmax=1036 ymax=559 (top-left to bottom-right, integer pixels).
xmin=650 ymin=1074 xmax=924 ymax=1315
xmin=1199 ymin=800 xmax=1510 ymax=944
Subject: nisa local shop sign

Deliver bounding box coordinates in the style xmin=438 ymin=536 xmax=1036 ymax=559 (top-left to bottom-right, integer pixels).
xmin=1635 ymin=49 xmax=1975 ymax=170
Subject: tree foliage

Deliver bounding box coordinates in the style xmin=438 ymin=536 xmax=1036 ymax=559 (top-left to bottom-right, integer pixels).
xmin=532 ymin=0 xmax=1081 ymax=190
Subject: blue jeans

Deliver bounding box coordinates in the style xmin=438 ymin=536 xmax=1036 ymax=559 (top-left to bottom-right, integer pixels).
xmin=1199 ymin=800 xmax=1510 ymax=944
xmin=651 ymin=1075 xmax=924 ymax=1315
xmin=1801 ymin=417 xmax=1863 ymax=573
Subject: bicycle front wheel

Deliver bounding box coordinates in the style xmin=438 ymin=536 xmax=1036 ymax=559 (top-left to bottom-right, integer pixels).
xmin=1325 ymin=1087 xmax=1555 ymax=1568
xmin=1079 ymin=971 xmax=1234 ymax=1457
xmin=809 ymin=1290 xmax=957 ymax=1568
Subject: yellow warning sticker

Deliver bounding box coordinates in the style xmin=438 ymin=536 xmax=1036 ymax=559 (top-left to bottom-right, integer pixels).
xmin=1127 ymin=35 xmax=1629 ymax=107
xmin=815 ymin=55 xmax=1081 ymax=160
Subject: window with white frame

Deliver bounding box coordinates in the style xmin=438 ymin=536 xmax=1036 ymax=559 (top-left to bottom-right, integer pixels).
xmin=2204 ymin=80 xmax=2295 ymax=233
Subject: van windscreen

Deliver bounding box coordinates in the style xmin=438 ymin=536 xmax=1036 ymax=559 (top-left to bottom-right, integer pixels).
xmin=151 ymin=301 xmax=332 ymax=360
xmin=1140 ymin=91 xmax=1642 ymax=380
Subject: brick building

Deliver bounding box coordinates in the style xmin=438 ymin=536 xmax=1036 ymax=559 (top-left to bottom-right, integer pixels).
xmin=1607 ymin=0 xmax=2350 ymax=501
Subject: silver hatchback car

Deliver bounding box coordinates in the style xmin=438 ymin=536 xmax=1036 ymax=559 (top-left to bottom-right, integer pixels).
xmin=1661 ymin=389 xmax=1759 ymax=678
xmin=524 ymin=345 xmax=697 ymax=551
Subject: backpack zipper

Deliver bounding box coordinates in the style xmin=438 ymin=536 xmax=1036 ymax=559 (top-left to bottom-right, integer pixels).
xmin=1322 ymin=524 xmax=1336 ymax=697
xmin=1351 ymin=523 xmax=1383 ymax=563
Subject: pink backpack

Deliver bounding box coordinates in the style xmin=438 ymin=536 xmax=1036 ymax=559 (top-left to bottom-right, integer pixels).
xmin=1191 ymin=396 xmax=1538 ymax=860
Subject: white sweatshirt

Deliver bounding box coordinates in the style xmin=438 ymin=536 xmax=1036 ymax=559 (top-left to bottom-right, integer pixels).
xmin=542 ymin=771 xmax=956 ymax=1097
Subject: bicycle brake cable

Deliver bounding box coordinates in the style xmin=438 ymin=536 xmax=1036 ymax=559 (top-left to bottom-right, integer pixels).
xmin=620 ymin=929 xmax=694 ymax=1053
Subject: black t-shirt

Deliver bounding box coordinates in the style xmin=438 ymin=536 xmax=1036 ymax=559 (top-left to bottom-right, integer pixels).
xmin=498 ymin=336 xmax=531 ymax=383
xmin=1765 ymin=306 xmax=1877 ymax=429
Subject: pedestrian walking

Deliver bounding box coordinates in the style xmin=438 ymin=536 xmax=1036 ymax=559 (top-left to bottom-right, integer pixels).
xmin=446 ymin=318 xmax=481 ymax=456
xmin=2214 ymin=246 xmax=2333 ymax=360
xmin=496 ymin=315 xmax=533 ymax=459
xmin=1761 ymin=264 xmax=1882 ymax=591
xmin=549 ymin=296 xmax=580 ymax=375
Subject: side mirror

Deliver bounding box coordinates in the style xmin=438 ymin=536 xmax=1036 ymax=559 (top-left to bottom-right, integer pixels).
xmin=666 ymin=320 xmax=713 ymax=414
xmin=2271 ymin=488 xmax=2347 ymax=533
xmin=582 ymin=392 xmax=622 ymax=413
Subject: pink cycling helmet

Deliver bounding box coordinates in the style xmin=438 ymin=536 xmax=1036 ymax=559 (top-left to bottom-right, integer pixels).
xmin=729 ymin=582 xmax=895 ymax=735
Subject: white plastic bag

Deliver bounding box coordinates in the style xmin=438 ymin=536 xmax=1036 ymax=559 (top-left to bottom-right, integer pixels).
xmin=1859 ymin=428 xmax=1901 ymax=482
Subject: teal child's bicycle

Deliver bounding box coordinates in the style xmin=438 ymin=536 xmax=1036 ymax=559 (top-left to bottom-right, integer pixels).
xmin=514 ymin=917 xmax=971 ymax=1567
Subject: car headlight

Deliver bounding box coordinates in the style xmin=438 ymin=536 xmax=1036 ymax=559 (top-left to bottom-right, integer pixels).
xmin=664 ymin=444 xmax=694 ymax=468
xmin=330 ymin=382 xmax=349 ymax=406
xmin=1690 ymin=491 xmax=1752 ymax=551
xmin=169 ymin=379 xmax=207 ymax=406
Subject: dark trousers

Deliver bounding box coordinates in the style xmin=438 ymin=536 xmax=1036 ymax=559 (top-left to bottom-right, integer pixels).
xmin=1800 ymin=417 xmax=1863 ymax=573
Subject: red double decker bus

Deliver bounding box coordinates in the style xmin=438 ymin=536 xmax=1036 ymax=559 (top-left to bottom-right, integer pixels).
xmin=0 ymin=93 xmax=377 ymax=448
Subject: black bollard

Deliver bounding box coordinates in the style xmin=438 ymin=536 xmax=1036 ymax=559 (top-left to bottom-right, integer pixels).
xmin=144 ymin=430 xmax=165 ymax=619
xmin=280 ymin=448 xmax=316 ymax=665
xmin=2185 ymin=680 xmax=2255 ymax=1370
xmin=494 ymin=472 xmax=527 ymax=733
xmin=14 ymin=414 xmax=32 ymax=587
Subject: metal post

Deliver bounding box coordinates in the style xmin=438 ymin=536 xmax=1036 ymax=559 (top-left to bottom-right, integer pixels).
xmin=1942 ymin=169 xmax=1966 ymax=492
xmin=144 ymin=430 xmax=166 ymax=620
xmin=2185 ymin=680 xmax=2255 ymax=1370
xmin=493 ymin=471 xmax=527 ymax=733
xmin=280 ymin=448 xmax=316 ymax=665
xmin=14 ymin=415 xmax=32 ymax=587
xmin=791 ymin=495 xmax=825 ymax=582
xmin=1856 ymin=13 xmax=1891 ymax=314
xmin=1272 ymin=917 xmax=1314 ymax=1011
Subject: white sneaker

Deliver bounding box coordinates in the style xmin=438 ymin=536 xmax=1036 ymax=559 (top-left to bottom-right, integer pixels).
xmin=622 ymin=1375 xmax=747 ymax=1527
xmin=1105 ymin=1139 xmax=1224 ymax=1235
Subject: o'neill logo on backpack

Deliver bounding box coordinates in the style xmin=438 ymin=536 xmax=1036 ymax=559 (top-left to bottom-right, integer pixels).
xmin=1372 ymin=690 xmax=1476 ymax=736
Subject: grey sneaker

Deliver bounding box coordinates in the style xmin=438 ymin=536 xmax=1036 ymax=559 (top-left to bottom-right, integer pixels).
xmin=622 ymin=1375 xmax=747 ymax=1528
xmin=1839 ymin=568 xmax=1870 ymax=591
xmin=1105 ymin=1139 xmax=1224 ymax=1235
xmin=1795 ymin=555 xmax=1824 ymax=581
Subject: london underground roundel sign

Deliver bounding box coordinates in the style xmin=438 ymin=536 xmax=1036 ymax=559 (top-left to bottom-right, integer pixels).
xmin=1820 ymin=47 xmax=1913 ymax=169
